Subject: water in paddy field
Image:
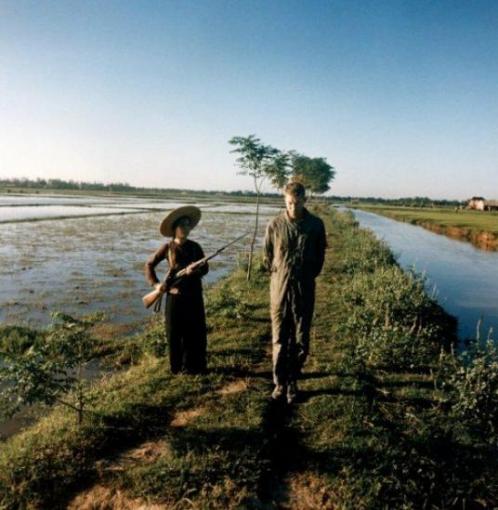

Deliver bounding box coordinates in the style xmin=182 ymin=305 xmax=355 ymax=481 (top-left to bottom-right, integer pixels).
xmin=0 ymin=193 xmax=284 ymax=439
xmin=0 ymin=194 xmax=282 ymax=332
xmin=350 ymin=208 xmax=498 ymax=343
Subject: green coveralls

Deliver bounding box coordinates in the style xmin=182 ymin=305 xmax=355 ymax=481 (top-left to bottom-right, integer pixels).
xmin=264 ymin=208 xmax=327 ymax=387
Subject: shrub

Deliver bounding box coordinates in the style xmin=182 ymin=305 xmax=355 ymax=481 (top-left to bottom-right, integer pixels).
xmin=205 ymin=284 xmax=250 ymax=320
xmin=343 ymin=266 xmax=455 ymax=369
xmin=437 ymin=338 xmax=498 ymax=445
xmin=0 ymin=312 xmax=104 ymax=424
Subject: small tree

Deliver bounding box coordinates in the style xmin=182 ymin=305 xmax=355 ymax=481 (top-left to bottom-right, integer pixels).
xmin=229 ymin=135 xmax=289 ymax=280
xmin=290 ymin=152 xmax=335 ymax=198
xmin=0 ymin=312 xmax=104 ymax=425
xmin=264 ymin=151 xmax=290 ymax=189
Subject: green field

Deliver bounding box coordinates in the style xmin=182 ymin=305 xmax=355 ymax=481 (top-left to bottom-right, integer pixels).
xmin=1 ymin=207 xmax=497 ymax=509
xmin=355 ymin=204 xmax=498 ymax=248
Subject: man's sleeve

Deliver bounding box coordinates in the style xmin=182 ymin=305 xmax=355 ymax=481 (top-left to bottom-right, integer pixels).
xmin=263 ymin=221 xmax=274 ymax=273
xmin=314 ymin=219 xmax=327 ymax=277
xmin=144 ymin=243 xmax=168 ymax=286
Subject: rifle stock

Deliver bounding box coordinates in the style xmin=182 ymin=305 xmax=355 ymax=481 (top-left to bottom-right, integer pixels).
xmin=142 ymin=232 xmax=249 ymax=311
xmin=142 ymin=288 xmax=162 ymax=309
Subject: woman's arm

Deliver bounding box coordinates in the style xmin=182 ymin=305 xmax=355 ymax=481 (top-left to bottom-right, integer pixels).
xmin=144 ymin=243 xmax=169 ymax=286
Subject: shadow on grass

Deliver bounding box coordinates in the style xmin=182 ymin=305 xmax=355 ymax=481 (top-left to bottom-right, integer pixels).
xmin=299 ymin=387 xmax=364 ymax=402
xmin=52 ymin=381 xmax=220 ymax=509
xmin=209 ymin=366 xmax=273 ymax=380
xmin=377 ymin=378 xmax=435 ymax=390
xmin=53 ymin=402 xmax=177 ymax=509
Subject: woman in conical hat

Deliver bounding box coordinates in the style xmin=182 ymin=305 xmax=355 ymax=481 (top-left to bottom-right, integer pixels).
xmin=145 ymin=205 xmax=209 ymax=374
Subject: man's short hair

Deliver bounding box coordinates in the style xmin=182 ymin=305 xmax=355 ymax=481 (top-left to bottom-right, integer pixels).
xmin=284 ymin=181 xmax=306 ymax=198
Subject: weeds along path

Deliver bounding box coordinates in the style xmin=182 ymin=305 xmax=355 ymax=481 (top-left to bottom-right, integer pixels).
xmin=0 ymin=259 xmax=276 ymax=509
xmin=269 ymin=208 xmax=498 ymax=509
xmin=2 ymin=208 xmax=498 ymax=509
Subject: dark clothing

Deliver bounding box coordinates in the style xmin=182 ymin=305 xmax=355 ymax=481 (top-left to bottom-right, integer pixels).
xmin=144 ymin=239 xmax=209 ymax=295
xmin=264 ymin=208 xmax=327 ymax=386
xmin=144 ymin=239 xmax=209 ymax=373
xmin=165 ymin=292 xmax=207 ymax=373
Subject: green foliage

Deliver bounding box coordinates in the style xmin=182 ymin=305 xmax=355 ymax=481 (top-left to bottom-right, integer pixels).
xmin=0 ymin=325 xmax=43 ymax=355
xmin=137 ymin=315 xmax=168 ymax=358
xmin=437 ymin=338 xmax=498 ymax=444
xmin=290 ymin=152 xmax=335 ymax=195
xmin=264 ymin=150 xmax=290 ymax=189
xmin=0 ymin=265 xmax=271 ymax=509
xmin=0 ymin=176 xmax=133 ymax=191
xmin=229 ymin=134 xmax=290 ymax=280
xmin=343 ymin=266 xmax=453 ymax=369
xmin=229 ymin=134 xmax=291 ymax=193
xmin=205 ymin=283 xmax=250 ymax=320
xmin=335 ymin=221 xmax=396 ymax=275
xmin=2 ymin=206 xmax=497 ymax=508
xmin=0 ymin=312 xmax=104 ymax=423
xmin=332 ymin=209 xmax=455 ymax=370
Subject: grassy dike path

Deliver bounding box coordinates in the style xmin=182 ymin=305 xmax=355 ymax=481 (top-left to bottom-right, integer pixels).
xmin=1 ymin=208 xmax=498 ymax=509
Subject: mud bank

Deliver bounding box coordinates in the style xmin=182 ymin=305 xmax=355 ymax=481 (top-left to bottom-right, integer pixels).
xmin=418 ymin=221 xmax=498 ymax=251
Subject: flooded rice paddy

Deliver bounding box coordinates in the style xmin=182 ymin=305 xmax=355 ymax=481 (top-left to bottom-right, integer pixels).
xmin=0 ymin=193 xmax=283 ymax=438
xmin=0 ymin=194 xmax=282 ymax=334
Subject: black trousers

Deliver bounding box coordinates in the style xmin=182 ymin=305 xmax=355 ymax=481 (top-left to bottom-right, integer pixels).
xmin=165 ymin=292 xmax=207 ymax=374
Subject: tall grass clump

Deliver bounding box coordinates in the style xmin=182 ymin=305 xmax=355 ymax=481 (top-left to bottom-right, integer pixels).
xmin=334 ymin=211 xmax=396 ymax=275
xmin=0 ymin=325 xmax=43 ymax=354
xmin=333 ymin=210 xmax=456 ymax=371
xmin=343 ymin=266 xmax=456 ymax=370
xmin=436 ymin=335 xmax=498 ymax=445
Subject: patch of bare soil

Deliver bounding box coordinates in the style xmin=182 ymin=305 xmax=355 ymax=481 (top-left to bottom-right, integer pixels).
xmin=67 ymin=483 xmax=169 ymax=510
xmin=100 ymin=440 xmax=172 ymax=473
xmin=68 ymin=440 xmax=172 ymax=509
xmin=217 ymin=379 xmax=248 ymax=396
xmin=279 ymin=472 xmax=336 ymax=510
xmin=169 ymin=406 xmax=206 ymax=427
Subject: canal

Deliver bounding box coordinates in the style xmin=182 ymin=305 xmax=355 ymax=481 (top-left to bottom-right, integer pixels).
xmin=350 ymin=208 xmax=498 ymax=342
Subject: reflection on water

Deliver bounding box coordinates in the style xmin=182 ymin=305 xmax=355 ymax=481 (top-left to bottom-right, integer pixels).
xmin=0 ymin=208 xmax=274 ymax=329
xmin=350 ymin=209 xmax=498 ymax=341
xmin=0 ymin=194 xmax=281 ymax=221
xmin=0 ymin=194 xmax=282 ymax=440
xmin=0 ymin=205 xmax=144 ymax=222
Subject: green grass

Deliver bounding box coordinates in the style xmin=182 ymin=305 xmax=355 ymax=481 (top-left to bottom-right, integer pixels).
xmin=1 ymin=207 xmax=497 ymax=509
xmin=355 ymin=204 xmax=498 ymax=244
xmin=0 ymin=261 xmax=273 ymax=509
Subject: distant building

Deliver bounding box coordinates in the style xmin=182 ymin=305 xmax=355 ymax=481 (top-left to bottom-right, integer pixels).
xmin=485 ymin=200 xmax=498 ymax=211
xmin=467 ymin=197 xmax=498 ymax=211
xmin=467 ymin=197 xmax=486 ymax=210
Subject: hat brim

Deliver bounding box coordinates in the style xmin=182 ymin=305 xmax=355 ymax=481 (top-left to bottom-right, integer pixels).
xmin=160 ymin=206 xmax=201 ymax=237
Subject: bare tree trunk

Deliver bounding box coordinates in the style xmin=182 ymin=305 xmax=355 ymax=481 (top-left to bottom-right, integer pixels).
xmin=247 ymin=180 xmax=260 ymax=281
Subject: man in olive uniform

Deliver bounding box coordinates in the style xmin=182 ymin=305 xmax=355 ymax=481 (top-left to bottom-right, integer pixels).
xmin=264 ymin=182 xmax=327 ymax=404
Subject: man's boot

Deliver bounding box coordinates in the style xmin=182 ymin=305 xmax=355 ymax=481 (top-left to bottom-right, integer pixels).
xmin=271 ymin=384 xmax=286 ymax=400
xmin=287 ymin=381 xmax=299 ymax=404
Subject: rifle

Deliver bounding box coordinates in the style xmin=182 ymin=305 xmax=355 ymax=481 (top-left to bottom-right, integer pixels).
xmin=142 ymin=232 xmax=249 ymax=311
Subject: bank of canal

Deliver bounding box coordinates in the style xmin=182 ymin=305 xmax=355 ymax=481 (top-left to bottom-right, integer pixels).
xmin=350 ymin=208 xmax=498 ymax=341
xmin=3 ymin=207 xmax=497 ymax=509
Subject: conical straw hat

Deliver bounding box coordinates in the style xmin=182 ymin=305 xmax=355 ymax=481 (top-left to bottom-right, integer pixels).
xmin=159 ymin=206 xmax=201 ymax=237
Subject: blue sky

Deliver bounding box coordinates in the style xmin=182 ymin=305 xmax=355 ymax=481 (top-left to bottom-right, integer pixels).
xmin=1 ymin=0 xmax=497 ymax=199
